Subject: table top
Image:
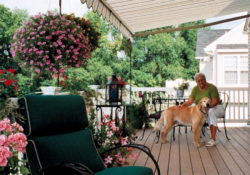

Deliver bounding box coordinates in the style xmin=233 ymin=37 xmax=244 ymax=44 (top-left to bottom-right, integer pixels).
xmin=153 ymin=97 xmax=189 ymax=100
xmin=96 ymin=104 xmax=125 ymax=107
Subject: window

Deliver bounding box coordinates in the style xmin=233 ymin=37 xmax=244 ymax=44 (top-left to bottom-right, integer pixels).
xmin=224 ymin=55 xmax=248 ymax=85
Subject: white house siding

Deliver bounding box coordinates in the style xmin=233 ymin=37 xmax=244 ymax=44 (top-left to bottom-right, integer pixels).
xmin=219 ymin=23 xmax=248 ymax=44
xmin=199 ymin=58 xmax=213 ymax=83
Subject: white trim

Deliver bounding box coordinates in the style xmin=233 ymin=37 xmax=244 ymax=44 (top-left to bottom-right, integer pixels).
xmin=243 ymin=11 xmax=250 ymax=32
xmin=217 ymin=49 xmax=248 ymax=52
xmin=205 ymin=22 xmax=246 ymax=52
xmin=195 ymin=57 xmax=207 ymax=60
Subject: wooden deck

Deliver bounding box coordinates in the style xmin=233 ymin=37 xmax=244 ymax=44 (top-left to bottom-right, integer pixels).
xmin=128 ymin=126 xmax=250 ymax=175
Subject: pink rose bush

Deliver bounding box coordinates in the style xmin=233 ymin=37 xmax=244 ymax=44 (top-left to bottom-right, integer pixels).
xmin=0 ymin=118 xmax=29 ymax=174
xmin=88 ymin=109 xmax=139 ymax=168
xmin=10 ymin=11 xmax=92 ymax=74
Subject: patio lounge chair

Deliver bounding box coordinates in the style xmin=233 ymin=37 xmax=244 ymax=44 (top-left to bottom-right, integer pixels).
xmin=18 ymin=95 xmax=160 ymax=175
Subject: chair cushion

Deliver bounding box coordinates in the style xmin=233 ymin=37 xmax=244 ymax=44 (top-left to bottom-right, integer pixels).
xmin=95 ymin=166 xmax=153 ymax=175
xmin=18 ymin=95 xmax=88 ymax=137
xmin=26 ymin=129 xmax=106 ymax=175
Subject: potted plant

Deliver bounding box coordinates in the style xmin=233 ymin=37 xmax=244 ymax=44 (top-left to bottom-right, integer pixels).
xmin=64 ymin=13 xmax=101 ymax=53
xmin=39 ymin=79 xmax=62 ymax=95
xmin=173 ymin=81 xmax=189 ymax=98
xmin=10 ymin=11 xmax=93 ymax=86
xmin=126 ymin=102 xmax=145 ymax=129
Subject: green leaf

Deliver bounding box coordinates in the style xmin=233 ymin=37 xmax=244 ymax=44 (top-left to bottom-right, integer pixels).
xmin=20 ymin=166 xmax=30 ymax=174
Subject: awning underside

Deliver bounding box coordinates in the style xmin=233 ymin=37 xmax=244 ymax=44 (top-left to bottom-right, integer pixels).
xmin=81 ymin=0 xmax=250 ymax=38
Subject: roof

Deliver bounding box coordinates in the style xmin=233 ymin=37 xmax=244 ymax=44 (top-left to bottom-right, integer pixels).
xmin=81 ymin=0 xmax=250 ymax=38
xmin=195 ymin=30 xmax=229 ymax=57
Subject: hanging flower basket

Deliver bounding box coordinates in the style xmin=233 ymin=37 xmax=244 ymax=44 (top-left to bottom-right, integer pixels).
xmin=10 ymin=11 xmax=92 ymax=75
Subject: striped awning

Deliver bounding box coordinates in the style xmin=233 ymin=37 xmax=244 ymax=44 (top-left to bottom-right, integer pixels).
xmin=80 ymin=0 xmax=250 ymax=39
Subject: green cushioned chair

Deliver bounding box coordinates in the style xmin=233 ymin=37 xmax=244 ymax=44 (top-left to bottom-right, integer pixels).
xmin=18 ymin=95 xmax=160 ymax=175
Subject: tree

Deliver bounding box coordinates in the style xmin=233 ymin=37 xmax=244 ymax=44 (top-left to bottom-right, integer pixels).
xmin=0 ymin=4 xmax=28 ymax=71
xmin=82 ymin=11 xmax=205 ymax=87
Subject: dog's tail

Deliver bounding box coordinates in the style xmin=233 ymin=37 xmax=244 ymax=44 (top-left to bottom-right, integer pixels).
xmin=154 ymin=114 xmax=165 ymax=133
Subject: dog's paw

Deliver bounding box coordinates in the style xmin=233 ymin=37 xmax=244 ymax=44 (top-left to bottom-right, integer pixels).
xmin=161 ymin=139 xmax=167 ymax=144
xmin=194 ymin=142 xmax=201 ymax=147
xmin=199 ymin=141 xmax=205 ymax=146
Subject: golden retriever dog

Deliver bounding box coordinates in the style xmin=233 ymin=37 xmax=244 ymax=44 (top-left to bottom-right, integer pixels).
xmin=155 ymin=97 xmax=211 ymax=147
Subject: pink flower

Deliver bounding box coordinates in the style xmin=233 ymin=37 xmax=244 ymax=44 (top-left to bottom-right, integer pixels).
xmin=99 ymin=123 xmax=103 ymax=126
xmin=104 ymin=156 xmax=113 ymax=164
xmin=0 ymin=135 xmax=8 ymax=146
xmin=86 ymin=107 xmax=90 ymax=113
xmin=0 ymin=146 xmax=12 ymax=166
xmin=107 ymin=131 xmax=113 ymax=138
xmin=30 ymin=60 xmax=34 ymax=65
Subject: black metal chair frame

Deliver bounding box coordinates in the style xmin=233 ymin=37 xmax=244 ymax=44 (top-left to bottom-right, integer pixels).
xmin=172 ymin=99 xmax=188 ymax=141
xmin=201 ymin=92 xmax=230 ymax=140
xmin=139 ymin=92 xmax=169 ymax=143
xmin=177 ymin=92 xmax=230 ymax=141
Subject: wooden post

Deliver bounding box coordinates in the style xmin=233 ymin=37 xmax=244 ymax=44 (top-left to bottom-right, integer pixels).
xmin=59 ymin=0 xmax=62 ymax=16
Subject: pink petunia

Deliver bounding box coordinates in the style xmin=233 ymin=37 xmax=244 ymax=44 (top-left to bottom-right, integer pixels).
xmin=104 ymin=156 xmax=113 ymax=164
xmin=107 ymin=131 xmax=113 ymax=138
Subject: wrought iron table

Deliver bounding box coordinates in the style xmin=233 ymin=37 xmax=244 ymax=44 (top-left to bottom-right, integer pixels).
xmin=152 ymin=97 xmax=190 ymax=142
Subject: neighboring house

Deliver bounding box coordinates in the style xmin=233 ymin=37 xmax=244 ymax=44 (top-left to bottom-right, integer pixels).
xmin=195 ymin=22 xmax=248 ymax=88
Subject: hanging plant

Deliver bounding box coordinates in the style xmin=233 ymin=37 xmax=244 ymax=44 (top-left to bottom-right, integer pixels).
xmin=10 ymin=11 xmax=92 ymax=75
xmin=106 ymin=34 xmax=132 ymax=56
xmin=64 ymin=13 xmax=101 ymax=52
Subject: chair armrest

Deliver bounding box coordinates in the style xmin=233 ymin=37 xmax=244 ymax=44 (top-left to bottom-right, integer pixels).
xmin=38 ymin=162 xmax=94 ymax=175
xmin=100 ymin=144 xmax=161 ymax=175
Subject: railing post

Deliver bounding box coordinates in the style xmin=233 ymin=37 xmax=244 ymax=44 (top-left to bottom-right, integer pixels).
xmin=248 ymin=28 xmax=250 ymax=125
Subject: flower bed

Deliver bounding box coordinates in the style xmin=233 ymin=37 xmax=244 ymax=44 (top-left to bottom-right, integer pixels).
xmin=0 ymin=118 xmax=29 ymax=174
xmin=88 ymin=108 xmax=139 ymax=167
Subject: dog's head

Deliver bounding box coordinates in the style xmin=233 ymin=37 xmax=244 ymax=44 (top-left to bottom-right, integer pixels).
xmin=198 ymin=97 xmax=212 ymax=112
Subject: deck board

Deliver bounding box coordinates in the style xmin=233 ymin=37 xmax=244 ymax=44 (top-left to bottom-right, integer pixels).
xmin=129 ymin=126 xmax=250 ymax=175
xmin=186 ymin=127 xmax=206 ymax=175
xmin=157 ymin=130 xmax=172 ymax=175
xmin=216 ymin=129 xmax=250 ymax=174
xmin=206 ymin=129 xmax=243 ymax=175
xmin=168 ymin=128 xmax=180 ymax=175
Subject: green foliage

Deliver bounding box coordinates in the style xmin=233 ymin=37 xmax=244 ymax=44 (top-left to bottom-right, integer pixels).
xmin=16 ymin=73 xmax=31 ymax=97
xmin=59 ymin=68 xmax=92 ymax=95
xmin=0 ymin=5 xmax=26 ymax=73
xmin=126 ymin=103 xmax=145 ymax=122
xmin=39 ymin=79 xmax=55 ymax=87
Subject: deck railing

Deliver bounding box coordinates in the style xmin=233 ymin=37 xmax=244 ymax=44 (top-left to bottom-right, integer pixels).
xmin=58 ymin=86 xmax=249 ymax=123
xmin=126 ymin=87 xmax=249 ymax=123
